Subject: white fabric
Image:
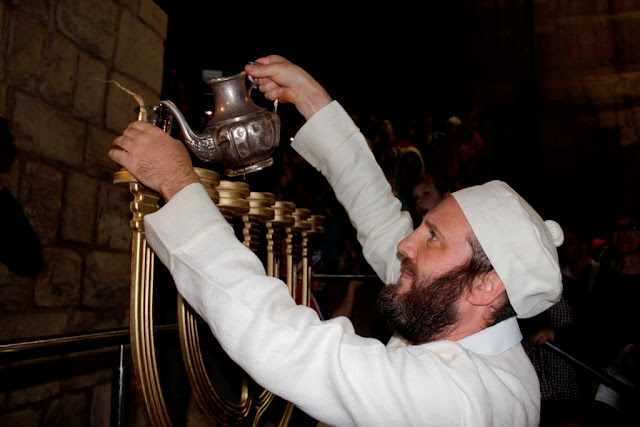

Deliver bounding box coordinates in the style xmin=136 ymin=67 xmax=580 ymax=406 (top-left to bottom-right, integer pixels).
xmin=453 ymin=181 xmax=564 ymax=319
xmin=144 ymin=101 xmax=541 ymax=426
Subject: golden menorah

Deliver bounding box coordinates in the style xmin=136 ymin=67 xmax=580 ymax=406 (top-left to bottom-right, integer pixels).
xmin=114 ymin=167 xmax=325 ymax=426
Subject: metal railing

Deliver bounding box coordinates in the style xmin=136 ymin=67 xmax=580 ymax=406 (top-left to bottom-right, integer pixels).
xmin=0 ymin=324 xmax=179 ymax=426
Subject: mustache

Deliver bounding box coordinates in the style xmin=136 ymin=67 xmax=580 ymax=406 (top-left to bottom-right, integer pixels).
xmin=401 ymin=258 xmax=418 ymax=278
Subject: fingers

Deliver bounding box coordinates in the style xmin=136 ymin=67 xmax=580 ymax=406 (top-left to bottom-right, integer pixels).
xmin=124 ymin=120 xmax=157 ymax=138
xmin=108 ymin=145 xmax=126 ymax=166
xmin=253 ymin=55 xmax=289 ymax=66
xmin=262 ymin=86 xmax=284 ymax=102
xmin=110 ymin=120 xmax=166 ymax=167
xmin=255 ymin=78 xmax=278 ymax=93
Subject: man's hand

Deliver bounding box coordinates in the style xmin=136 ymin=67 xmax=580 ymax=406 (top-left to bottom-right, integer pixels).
xmin=109 ymin=121 xmax=199 ymax=201
xmin=245 ymin=55 xmax=332 ymax=121
xmin=528 ymin=328 xmax=555 ymax=346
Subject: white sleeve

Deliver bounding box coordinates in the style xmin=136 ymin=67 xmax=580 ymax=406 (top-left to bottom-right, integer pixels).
xmin=291 ymin=101 xmax=412 ymax=285
xmin=142 ymin=184 xmax=401 ymax=426
xmin=143 ymin=183 xmax=537 ymax=427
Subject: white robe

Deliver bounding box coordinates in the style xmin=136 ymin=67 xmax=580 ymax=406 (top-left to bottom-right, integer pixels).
xmin=144 ymin=101 xmax=541 ymax=426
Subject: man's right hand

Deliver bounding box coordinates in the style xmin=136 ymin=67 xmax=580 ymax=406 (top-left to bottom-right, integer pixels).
xmin=245 ymin=55 xmax=332 ymax=121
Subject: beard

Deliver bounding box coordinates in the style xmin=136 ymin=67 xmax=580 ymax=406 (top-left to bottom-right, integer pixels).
xmin=378 ymin=257 xmax=480 ymax=345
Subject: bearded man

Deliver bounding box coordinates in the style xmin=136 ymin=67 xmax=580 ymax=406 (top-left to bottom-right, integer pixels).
xmin=110 ymin=55 xmax=564 ymax=427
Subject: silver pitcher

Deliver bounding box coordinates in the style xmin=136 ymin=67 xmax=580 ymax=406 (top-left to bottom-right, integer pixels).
xmin=161 ymin=71 xmax=280 ymax=177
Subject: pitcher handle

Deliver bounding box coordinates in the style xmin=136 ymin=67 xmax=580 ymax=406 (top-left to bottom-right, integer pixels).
xmin=246 ymin=63 xmax=278 ymax=114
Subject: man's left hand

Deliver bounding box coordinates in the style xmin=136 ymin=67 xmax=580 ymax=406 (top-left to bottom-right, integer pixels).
xmin=109 ymin=121 xmax=199 ymax=201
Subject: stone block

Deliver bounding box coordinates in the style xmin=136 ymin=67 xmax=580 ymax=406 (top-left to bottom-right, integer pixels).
xmin=43 ymin=393 xmax=89 ymax=426
xmin=3 ymin=379 xmax=60 ymax=407
xmin=5 ymin=12 xmax=45 ymax=94
xmin=67 ymin=308 xmax=124 ymax=332
xmin=56 ymin=0 xmax=118 ymax=60
xmin=0 ymin=265 xmax=34 ymax=311
xmin=18 ymin=160 xmax=64 ymax=243
xmin=0 ymin=311 xmax=67 ymax=340
xmin=0 ymin=2 xmax=5 ymax=82
xmin=618 ymin=105 xmax=640 ymax=148
xmin=85 ymin=125 xmax=120 ymax=179
xmin=0 ymin=143 xmax=19 ymax=195
xmin=0 ymin=409 xmax=41 ymax=427
xmin=104 ymin=71 xmax=160 ymax=134
xmin=41 ymin=32 xmax=79 ymax=110
xmin=34 ymin=247 xmax=82 ymax=308
xmin=7 ymin=0 xmax=53 ymax=25
xmin=82 ymin=251 xmax=130 ymax=308
xmin=96 ymin=181 xmax=131 ymax=250
xmin=114 ymin=9 xmax=165 ymax=93
xmin=614 ymin=0 xmax=640 ymax=13
xmin=119 ymin=306 xmax=129 ymax=327
xmin=13 ymin=91 xmax=86 ymax=166
xmin=90 ymin=383 xmax=111 ymax=427
xmin=613 ymin=15 xmax=640 ymax=66
xmin=61 ymin=172 xmax=98 ymax=244
xmin=0 ymin=83 xmax=7 ymax=118
xmin=538 ymin=69 xmax=640 ymax=108
xmin=537 ymin=18 xmax=615 ymax=70
xmin=139 ymin=0 xmax=168 ymax=37
xmin=63 ymin=368 xmax=110 ymax=392
xmin=73 ymin=53 xmax=108 ymax=125
xmin=116 ymin=0 xmax=138 ymax=10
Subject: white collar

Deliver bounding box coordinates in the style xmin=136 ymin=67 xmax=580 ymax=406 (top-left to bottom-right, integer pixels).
xmin=456 ymin=317 xmax=522 ymax=356
xmin=386 ymin=317 xmax=523 ymax=356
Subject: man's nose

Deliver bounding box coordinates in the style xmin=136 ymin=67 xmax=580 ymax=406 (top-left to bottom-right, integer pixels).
xmin=397 ymin=231 xmax=418 ymax=260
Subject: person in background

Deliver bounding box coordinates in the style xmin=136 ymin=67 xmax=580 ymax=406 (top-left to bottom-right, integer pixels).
xmin=410 ymin=172 xmax=452 ymax=227
xmin=390 ymin=146 xmax=425 ymax=213
xmin=0 ymin=117 xmax=43 ymax=277
xmin=582 ymin=207 xmax=640 ymax=425
xmin=371 ymin=115 xmax=415 ymax=180
xmin=109 ymin=55 xmax=565 ymax=426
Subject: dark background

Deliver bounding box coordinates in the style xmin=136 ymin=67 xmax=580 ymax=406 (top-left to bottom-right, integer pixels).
xmin=152 ymin=1 xmax=640 ymax=237
xmin=154 ymin=1 xmax=469 ymax=138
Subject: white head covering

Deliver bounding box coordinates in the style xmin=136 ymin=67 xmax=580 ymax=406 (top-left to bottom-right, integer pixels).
xmin=452 ymin=180 xmax=564 ymax=319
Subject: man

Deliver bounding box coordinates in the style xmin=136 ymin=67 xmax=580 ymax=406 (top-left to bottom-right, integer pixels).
xmin=110 ymin=55 xmax=564 ymax=426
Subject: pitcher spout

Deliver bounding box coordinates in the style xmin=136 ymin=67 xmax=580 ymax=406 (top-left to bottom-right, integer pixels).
xmin=160 ymin=99 xmax=219 ymax=163
xmin=160 ymin=99 xmax=197 ymax=143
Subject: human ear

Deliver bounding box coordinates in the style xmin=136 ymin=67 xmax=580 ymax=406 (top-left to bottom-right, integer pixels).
xmin=467 ymin=270 xmax=505 ymax=307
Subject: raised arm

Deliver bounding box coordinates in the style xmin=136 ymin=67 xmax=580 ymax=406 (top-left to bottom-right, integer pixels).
xmin=250 ymin=56 xmax=411 ymax=284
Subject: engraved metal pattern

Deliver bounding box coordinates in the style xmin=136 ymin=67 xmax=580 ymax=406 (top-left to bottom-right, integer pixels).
xmin=161 ymin=71 xmax=280 ymax=178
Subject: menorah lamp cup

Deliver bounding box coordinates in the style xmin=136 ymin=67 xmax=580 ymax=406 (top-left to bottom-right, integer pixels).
xmin=161 ymin=70 xmax=280 ymax=177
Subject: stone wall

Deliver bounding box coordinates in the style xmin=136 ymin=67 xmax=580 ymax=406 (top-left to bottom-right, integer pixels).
xmin=0 ymin=0 xmax=167 ymax=424
xmin=461 ymin=0 xmax=640 ymax=230
xmin=532 ymin=0 xmax=640 ymax=224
